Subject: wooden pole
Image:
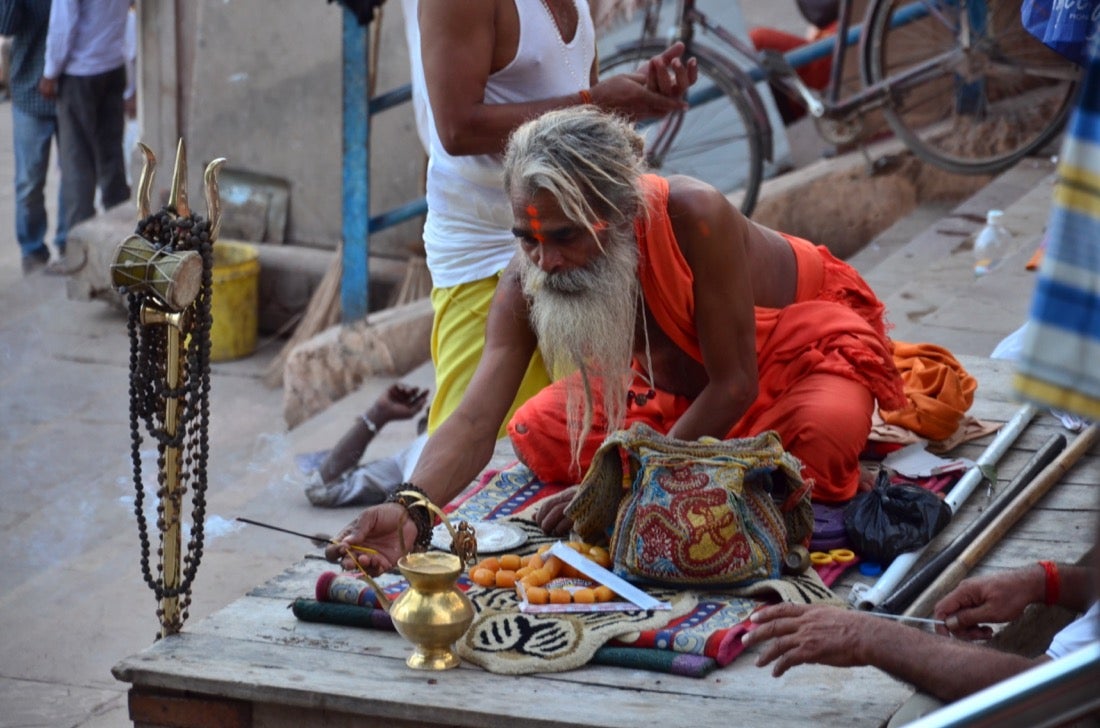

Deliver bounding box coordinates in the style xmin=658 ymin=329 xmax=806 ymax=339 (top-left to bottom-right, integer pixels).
xmin=903 ymin=422 xmax=1100 ymax=618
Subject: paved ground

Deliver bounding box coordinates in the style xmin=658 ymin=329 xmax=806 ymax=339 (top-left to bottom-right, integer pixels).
xmin=0 ymin=100 xmax=433 ymax=726
xmin=0 ymin=12 xmax=1072 ymax=727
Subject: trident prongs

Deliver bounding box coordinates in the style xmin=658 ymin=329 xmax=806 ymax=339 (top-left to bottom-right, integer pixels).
xmin=168 ymin=138 xmax=190 ymax=218
xmin=203 ymin=158 xmax=227 ymax=243
xmin=136 ymin=142 xmax=157 ymax=220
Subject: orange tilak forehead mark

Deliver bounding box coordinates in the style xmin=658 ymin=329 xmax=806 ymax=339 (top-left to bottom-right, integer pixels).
xmin=526 ymin=204 xmax=546 ymax=244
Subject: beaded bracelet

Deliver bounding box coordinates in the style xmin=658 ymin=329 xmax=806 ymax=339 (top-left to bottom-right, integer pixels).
xmin=385 ymin=483 xmax=433 ymax=552
xmin=360 ymin=413 xmax=379 ymax=434
xmin=1039 ymin=560 xmax=1060 ymax=606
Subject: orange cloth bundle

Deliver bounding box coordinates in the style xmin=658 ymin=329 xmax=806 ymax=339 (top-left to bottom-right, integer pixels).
xmin=879 ymin=342 xmax=977 ymax=442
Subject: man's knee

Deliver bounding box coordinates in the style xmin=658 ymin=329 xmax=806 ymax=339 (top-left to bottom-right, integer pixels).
xmin=772 ymin=381 xmax=874 ymax=502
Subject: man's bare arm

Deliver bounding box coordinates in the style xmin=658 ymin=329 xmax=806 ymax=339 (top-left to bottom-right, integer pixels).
xmin=743 ymin=603 xmax=1041 ymax=703
xmin=406 ymin=257 xmax=537 ymax=506
xmin=663 ymin=177 xmax=760 ymax=441
xmin=419 ymin=0 xmax=693 ymax=157
xmin=934 ymin=563 xmax=1096 ymax=639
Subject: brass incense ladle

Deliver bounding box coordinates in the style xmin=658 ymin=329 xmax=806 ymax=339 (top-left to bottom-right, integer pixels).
xmin=238 ymin=501 xmax=478 ymax=670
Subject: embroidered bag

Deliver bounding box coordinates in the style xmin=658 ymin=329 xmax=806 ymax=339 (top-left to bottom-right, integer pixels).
xmin=567 ymin=423 xmax=813 ymax=588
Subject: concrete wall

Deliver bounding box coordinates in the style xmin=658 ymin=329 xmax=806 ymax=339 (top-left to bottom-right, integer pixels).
xmin=137 ymin=0 xmax=426 ymax=256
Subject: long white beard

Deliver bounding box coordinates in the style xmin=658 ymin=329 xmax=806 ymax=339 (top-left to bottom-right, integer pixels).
xmin=520 ymin=229 xmax=639 ymax=477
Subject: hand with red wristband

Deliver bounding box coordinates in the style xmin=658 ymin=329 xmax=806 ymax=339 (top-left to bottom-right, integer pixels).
xmin=1038 ymin=559 xmax=1061 ymax=606
xmin=932 ymin=563 xmax=1056 ymax=641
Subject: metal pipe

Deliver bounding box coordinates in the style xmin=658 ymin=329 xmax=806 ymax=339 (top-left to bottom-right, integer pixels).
xmin=855 ymin=403 xmax=1039 ymax=610
xmin=903 ymin=422 xmax=1099 ymax=618
xmin=874 ymin=431 xmax=1066 ymax=615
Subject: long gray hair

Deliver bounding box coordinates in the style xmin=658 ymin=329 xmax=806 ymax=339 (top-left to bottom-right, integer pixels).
xmin=504 ymin=109 xmax=652 ymax=478
xmin=503 ymin=108 xmax=648 ymax=245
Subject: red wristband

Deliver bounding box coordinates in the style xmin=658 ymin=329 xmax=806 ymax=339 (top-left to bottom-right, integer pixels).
xmin=1038 ymin=560 xmax=1060 ymax=606
xmin=578 ymin=89 xmax=593 ymax=105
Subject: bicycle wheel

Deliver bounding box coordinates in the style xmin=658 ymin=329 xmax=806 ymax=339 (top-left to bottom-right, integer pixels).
xmin=599 ymin=42 xmax=765 ymax=216
xmin=862 ymin=0 xmax=1079 ymax=175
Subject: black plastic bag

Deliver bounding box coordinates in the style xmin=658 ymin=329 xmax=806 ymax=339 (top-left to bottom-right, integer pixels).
xmin=843 ymin=472 xmax=951 ymax=564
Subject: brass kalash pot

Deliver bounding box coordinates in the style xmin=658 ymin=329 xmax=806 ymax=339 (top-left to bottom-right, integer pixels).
xmin=356 ymin=491 xmax=477 ymax=670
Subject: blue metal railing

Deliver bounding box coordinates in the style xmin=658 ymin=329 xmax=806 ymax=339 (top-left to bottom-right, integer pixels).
xmin=340 ymin=9 xmax=427 ymax=323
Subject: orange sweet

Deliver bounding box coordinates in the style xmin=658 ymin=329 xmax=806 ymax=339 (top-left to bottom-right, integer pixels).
xmin=477 ymin=556 xmax=500 ymax=572
xmin=465 ymin=542 xmax=621 ymax=605
xmin=470 ymin=567 xmax=496 ymax=587
xmin=588 ymin=547 xmax=611 ymax=568
xmin=548 ymin=589 xmax=572 ymax=604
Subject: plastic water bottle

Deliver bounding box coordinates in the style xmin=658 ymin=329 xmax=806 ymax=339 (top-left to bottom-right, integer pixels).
xmin=973 ymin=210 xmax=1011 ymax=277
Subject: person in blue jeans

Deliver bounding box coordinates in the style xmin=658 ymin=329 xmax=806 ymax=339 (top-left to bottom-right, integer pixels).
xmin=39 ymin=0 xmax=130 ymax=266
xmin=0 ymin=0 xmax=67 ymax=275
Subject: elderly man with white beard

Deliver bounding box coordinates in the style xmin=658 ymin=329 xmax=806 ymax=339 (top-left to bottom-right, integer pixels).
xmin=327 ymin=107 xmax=905 ymax=571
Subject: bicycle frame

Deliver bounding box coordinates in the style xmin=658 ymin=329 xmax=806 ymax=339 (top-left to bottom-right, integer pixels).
xmin=609 ymin=0 xmax=1080 ymax=211
xmin=654 ymin=0 xmax=950 ymax=124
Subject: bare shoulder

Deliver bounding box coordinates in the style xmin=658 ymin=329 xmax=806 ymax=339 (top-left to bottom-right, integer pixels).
xmin=420 ymin=0 xmax=495 ymax=27
xmin=665 ymin=174 xmax=733 ymax=221
xmin=663 ymin=175 xmax=796 ymax=306
xmin=664 ymin=174 xmax=747 ymax=257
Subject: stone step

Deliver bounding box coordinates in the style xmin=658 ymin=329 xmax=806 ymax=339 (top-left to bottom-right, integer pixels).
xmin=858 ymin=156 xmax=1057 ymax=357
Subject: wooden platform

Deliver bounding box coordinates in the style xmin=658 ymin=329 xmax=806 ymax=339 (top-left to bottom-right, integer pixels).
xmin=112 ymin=356 xmax=1099 ymax=728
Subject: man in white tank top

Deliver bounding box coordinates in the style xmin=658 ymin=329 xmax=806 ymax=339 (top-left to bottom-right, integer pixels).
xmin=407 ymin=0 xmax=697 ymax=438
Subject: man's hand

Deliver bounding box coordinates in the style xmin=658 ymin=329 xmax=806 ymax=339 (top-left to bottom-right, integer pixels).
xmin=593 ymin=41 xmax=698 ymax=120
xmin=38 ymin=76 xmax=58 ymax=100
xmin=534 ymin=485 xmax=579 ymax=537
xmin=934 ymin=566 xmax=1044 ymax=640
xmin=371 ymin=383 xmax=429 ymax=426
xmin=323 ymin=503 xmax=420 ymax=576
xmin=741 ymin=603 xmax=870 ymax=677
xmin=642 ymin=41 xmax=698 ymax=99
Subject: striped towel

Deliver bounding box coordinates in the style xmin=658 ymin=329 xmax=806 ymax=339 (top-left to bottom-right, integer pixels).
xmin=1014 ymin=39 xmax=1100 ymax=419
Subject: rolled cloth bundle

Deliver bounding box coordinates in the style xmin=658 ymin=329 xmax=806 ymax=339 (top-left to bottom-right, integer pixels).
xmin=879 ymin=342 xmax=977 ymax=441
xmin=315 ymin=570 xmax=396 ymax=607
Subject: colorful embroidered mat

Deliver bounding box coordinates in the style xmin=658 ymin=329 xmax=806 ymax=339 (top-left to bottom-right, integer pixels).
xmin=310 ymin=461 xmax=845 ymax=677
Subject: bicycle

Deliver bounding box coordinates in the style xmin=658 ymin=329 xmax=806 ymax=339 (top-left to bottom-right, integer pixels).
xmin=599 ymin=0 xmax=1081 ymax=216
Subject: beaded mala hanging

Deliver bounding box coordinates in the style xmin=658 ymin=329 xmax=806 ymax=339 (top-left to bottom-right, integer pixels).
xmin=111 ymin=140 xmax=226 ymax=638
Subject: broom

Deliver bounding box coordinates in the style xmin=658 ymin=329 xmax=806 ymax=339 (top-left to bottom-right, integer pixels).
xmin=262 ymin=249 xmax=343 ymax=388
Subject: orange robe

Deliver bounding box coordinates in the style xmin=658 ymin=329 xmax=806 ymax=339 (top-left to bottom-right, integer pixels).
xmin=508 ymin=175 xmax=904 ymax=502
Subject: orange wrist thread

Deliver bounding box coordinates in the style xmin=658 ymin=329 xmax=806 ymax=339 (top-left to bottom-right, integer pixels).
xmin=1039 ymin=560 xmax=1060 ymax=606
xmin=578 ymin=89 xmax=593 ymax=105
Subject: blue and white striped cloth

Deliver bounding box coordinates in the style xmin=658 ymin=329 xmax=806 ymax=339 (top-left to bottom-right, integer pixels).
xmin=1015 ymin=37 xmax=1100 ymax=418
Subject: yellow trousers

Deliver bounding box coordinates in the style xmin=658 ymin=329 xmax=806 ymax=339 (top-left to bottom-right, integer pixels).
xmin=428 ymin=275 xmax=550 ymax=439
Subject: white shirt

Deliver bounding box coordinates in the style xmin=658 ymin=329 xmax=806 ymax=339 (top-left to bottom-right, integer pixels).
xmin=43 ymin=0 xmax=129 ymax=79
xmin=411 ymin=0 xmax=595 ymax=288
xmin=1046 ymin=602 xmax=1100 ymax=659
